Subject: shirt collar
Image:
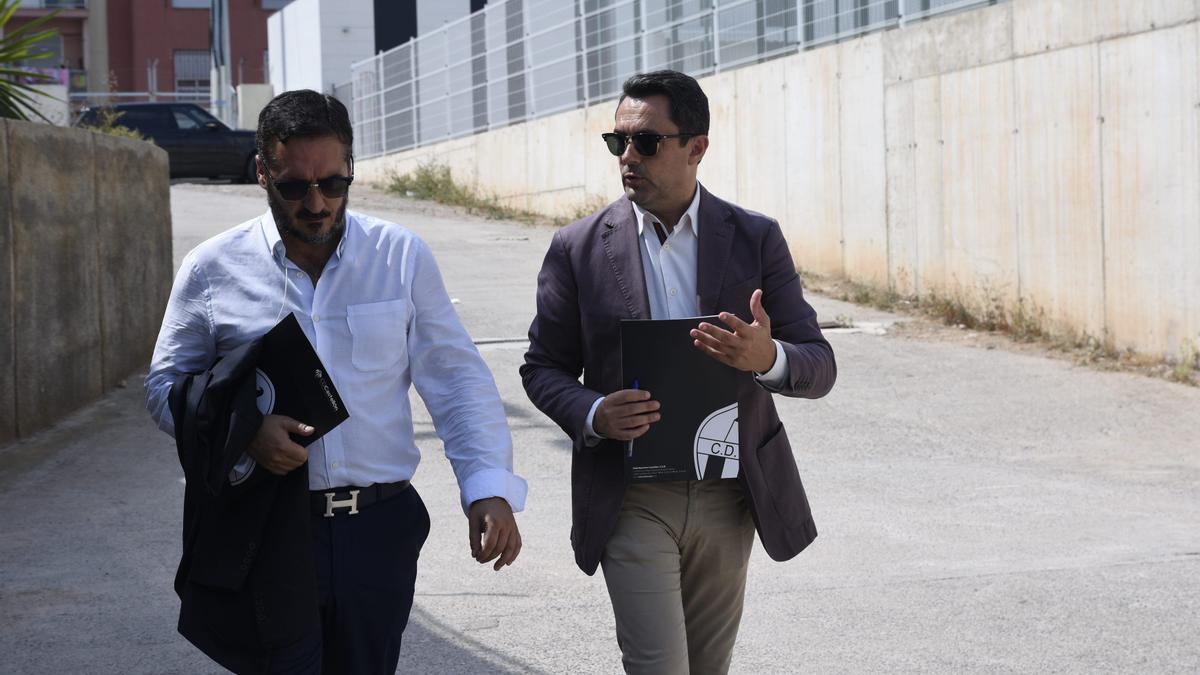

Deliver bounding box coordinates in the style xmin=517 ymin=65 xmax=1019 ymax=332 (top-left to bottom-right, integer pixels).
xmin=260 ymin=209 xmax=353 ymax=265
xmin=632 ymin=181 xmax=702 ymax=239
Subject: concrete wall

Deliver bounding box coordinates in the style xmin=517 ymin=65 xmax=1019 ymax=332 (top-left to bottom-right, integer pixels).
xmin=356 ymin=0 xmax=1200 ymax=360
xmin=0 ymin=121 xmax=171 ymax=445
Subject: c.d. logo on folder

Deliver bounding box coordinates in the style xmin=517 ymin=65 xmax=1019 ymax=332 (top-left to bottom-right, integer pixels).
xmin=254 ymin=368 xmax=276 ymax=415
xmin=694 ymin=403 xmax=740 ymax=480
xmin=621 ymin=316 xmax=742 ymax=483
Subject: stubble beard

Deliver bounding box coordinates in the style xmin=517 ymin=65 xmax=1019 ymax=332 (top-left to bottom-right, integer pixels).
xmin=268 ymin=189 xmax=349 ymax=246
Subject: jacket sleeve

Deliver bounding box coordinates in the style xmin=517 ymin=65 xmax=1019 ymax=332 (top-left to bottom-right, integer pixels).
xmin=520 ymin=230 xmax=606 ymax=444
xmin=757 ymin=219 xmax=837 ymax=399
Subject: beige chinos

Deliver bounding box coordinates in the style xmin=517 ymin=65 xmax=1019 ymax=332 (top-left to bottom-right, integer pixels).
xmin=600 ymin=479 xmax=756 ymax=674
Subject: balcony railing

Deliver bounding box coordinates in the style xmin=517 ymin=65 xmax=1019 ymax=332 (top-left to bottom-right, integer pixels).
xmin=19 ymin=1 xmax=88 ymax=10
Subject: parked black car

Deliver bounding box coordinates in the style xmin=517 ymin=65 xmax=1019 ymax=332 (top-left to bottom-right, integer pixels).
xmin=76 ymin=102 xmax=257 ymax=182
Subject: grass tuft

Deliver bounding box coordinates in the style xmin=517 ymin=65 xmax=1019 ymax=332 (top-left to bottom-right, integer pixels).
xmin=79 ymin=107 xmax=147 ymax=142
xmin=385 ymin=161 xmax=603 ymax=227
xmin=801 ymin=270 xmax=1195 ymax=387
xmin=1171 ymin=339 xmax=1198 ymax=385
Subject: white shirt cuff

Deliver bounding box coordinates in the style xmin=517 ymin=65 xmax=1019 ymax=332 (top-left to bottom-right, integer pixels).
xmin=582 ymin=396 xmax=606 ymax=447
xmin=753 ymin=340 xmax=788 ymax=388
xmin=460 ymin=468 xmax=529 ymax=515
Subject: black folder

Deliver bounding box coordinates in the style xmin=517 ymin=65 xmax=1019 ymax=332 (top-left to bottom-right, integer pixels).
xmin=255 ymin=313 xmax=349 ymax=446
xmin=620 ymin=317 xmax=741 ymax=483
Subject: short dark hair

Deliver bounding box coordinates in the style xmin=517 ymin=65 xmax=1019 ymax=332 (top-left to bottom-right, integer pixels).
xmin=619 ymin=70 xmax=709 ymax=138
xmin=256 ymin=89 xmax=353 ymax=171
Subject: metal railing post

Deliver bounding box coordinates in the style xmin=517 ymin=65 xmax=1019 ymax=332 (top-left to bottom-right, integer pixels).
xmin=711 ymin=1 xmax=721 ymax=73
xmin=575 ymin=0 xmax=589 ymax=105
xmin=444 ymin=26 xmax=452 ymax=138
xmin=377 ymin=53 xmax=387 ymax=155
xmin=411 ymin=40 xmax=420 ymax=146
xmin=639 ymin=0 xmax=649 ymax=72
xmin=521 ymin=0 xmax=535 ymax=121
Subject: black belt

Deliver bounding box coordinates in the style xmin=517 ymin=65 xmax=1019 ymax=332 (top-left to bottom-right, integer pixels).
xmin=310 ymin=480 xmax=411 ymax=518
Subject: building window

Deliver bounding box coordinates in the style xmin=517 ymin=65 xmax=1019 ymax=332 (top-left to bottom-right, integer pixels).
xmin=174 ymin=50 xmax=211 ymax=98
xmin=172 ymin=0 xmax=209 ymax=9
xmin=261 ymin=0 xmax=292 ymax=9
xmin=21 ymin=33 xmax=63 ymax=68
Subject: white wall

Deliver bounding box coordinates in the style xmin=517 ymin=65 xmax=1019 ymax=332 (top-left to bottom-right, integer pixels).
xmin=317 ymin=0 xmax=375 ymax=91
xmin=269 ymin=0 xmax=373 ymax=94
xmin=418 ymin=0 xmax=471 ymax=34
xmin=236 ymin=83 xmax=275 ymax=130
xmin=356 ymin=0 xmax=1200 ymax=361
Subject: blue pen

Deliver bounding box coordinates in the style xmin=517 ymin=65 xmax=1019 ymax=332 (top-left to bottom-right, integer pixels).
xmin=627 ymin=379 xmax=639 ymax=459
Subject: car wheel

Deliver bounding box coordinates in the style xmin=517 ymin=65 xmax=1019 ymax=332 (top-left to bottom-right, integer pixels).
xmin=240 ymin=154 xmax=257 ymax=184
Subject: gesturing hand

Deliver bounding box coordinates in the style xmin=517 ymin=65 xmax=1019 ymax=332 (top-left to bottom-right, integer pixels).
xmin=690 ymin=288 xmax=777 ymax=373
xmin=468 ymin=497 xmax=522 ymax=571
xmin=246 ymin=414 xmax=313 ymax=475
xmin=594 ymin=389 xmax=661 ymax=441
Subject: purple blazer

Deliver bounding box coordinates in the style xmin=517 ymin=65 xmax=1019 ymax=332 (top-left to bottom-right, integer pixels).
xmin=521 ymin=187 xmax=836 ymax=575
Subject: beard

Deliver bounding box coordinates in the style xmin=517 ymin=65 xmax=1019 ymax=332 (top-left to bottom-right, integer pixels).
xmin=268 ymin=189 xmax=349 ymax=246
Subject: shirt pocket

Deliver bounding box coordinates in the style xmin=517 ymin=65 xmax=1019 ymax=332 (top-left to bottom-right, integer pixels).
xmin=346 ymin=299 xmax=410 ymax=371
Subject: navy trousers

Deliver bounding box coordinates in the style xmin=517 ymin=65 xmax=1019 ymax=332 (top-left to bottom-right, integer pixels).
xmin=266 ymin=485 xmax=431 ymax=674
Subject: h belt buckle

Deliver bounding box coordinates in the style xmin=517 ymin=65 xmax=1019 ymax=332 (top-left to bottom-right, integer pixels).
xmin=323 ymin=489 xmax=360 ymax=517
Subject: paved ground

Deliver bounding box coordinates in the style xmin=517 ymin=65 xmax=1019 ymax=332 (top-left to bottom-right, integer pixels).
xmin=1 ymin=183 xmax=1197 ymax=673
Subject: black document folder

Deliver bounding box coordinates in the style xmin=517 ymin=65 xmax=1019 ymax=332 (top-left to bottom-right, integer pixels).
xmin=620 ymin=317 xmax=741 ymax=483
xmin=255 ymin=313 xmax=349 ymax=446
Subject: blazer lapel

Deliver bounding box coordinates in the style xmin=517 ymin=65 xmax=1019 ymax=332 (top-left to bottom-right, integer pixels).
xmin=601 ymin=198 xmax=651 ymax=319
xmin=696 ymin=186 xmax=735 ymax=315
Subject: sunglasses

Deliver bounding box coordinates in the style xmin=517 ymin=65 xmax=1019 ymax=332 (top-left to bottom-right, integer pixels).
xmin=268 ymin=172 xmax=354 ymax=201
xmin=602 ymin=131 xmax=696 ymax=157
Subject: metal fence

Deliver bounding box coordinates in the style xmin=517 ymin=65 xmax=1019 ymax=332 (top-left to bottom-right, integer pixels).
xmin=348 ymin=0 xmax=1001 ymax=160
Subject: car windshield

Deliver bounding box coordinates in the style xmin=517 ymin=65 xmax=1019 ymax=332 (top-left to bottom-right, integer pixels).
xmin=174 ymin=105 xmax=223 ymax=130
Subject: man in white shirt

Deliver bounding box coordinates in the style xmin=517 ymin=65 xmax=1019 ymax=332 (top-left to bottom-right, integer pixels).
xmin=147 ymin=90 xmax=526 ymax=674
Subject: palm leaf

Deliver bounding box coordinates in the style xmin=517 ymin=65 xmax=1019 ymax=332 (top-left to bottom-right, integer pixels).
xmin=0 ymin=0 xmax=62 ymax=121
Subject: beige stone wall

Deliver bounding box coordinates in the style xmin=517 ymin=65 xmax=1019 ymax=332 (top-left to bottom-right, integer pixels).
xmin=0 ymin=121 xmax=171 ymax=443
xmin=357 ymin=0 xmax=1200 ymax=360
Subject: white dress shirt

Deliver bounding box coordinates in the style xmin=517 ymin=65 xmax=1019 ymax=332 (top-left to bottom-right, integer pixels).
xmin=146 ymin=210 xmax=527 ymax=514
xmin=583 ymin=183 xmax=788 ymax=441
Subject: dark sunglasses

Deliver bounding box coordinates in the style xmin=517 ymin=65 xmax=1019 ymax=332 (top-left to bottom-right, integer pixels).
xmin=602 ymin=131 xmax=696 ymax=157
xmin=268 ymin=172 xmax=354 ymax=201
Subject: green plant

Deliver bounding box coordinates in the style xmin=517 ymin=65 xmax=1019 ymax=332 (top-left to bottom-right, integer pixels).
xmin=0 ymin=0 xmax=62 ymax=122
xmin=81 ymin=106 xmax=146 ymax=141
xmin=386 ymin=161 xmax=570 ymax=225
xmin=1172 ymin=338 xmax=1198 ymax=385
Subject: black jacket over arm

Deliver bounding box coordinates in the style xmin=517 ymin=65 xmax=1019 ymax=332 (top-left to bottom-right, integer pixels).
xmin=168 ymin=338 xmax=317 ymax=675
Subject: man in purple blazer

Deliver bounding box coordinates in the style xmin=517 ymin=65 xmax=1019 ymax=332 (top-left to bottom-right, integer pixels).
xmin=521 ymin=70 xmax=837 ymax=674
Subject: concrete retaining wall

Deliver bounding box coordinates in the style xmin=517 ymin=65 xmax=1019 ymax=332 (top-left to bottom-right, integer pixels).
xmin=0 ymin=120 xmax=171 ymax=444
xmin=357 ymin=0 xmax=1200 ymax=360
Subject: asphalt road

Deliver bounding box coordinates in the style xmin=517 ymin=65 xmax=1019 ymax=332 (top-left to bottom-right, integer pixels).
xmin=1 ymin=183 xmax=1197 ymax=673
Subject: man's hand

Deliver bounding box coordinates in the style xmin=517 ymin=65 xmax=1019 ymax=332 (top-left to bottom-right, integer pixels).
xmin=691 ymin=288 xmax=777 ymax=372
xmin=468 ymin=497 xmax=522 ymax=571
xmin=247 ymin=414 xmax=313 ymax=475
xmin=594 ymin=389 xmax=661 ymax=441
